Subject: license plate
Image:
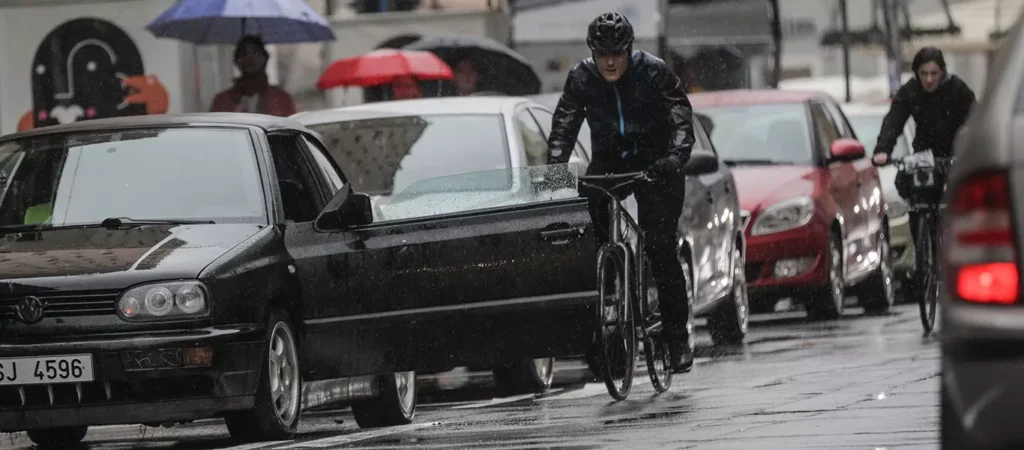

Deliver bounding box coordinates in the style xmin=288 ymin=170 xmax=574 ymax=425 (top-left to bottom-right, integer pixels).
xmin=0 ymin=354 xmax=94 ymax=385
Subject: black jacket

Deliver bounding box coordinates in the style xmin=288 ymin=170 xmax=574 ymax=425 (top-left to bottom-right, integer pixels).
xmin=547 ymin=51 xmax=695 ymax=171
xmin=874 ymin=74 xmax=976 ymax=158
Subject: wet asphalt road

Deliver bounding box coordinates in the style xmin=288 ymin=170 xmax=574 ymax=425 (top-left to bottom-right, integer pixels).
xmin=0 ymin=301 xmax=940 ymax=450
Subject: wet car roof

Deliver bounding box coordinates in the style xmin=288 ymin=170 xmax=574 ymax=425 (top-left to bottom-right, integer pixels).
xmin=689 ymin=89 xmax=824 ymax=108
xmin=1 ymin=113 xmax=309 ymax=142
xmin=291 ymin=96 xmax=538 ymax=126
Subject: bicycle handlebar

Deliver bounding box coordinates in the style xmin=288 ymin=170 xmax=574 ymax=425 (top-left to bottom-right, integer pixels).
xmin=578 ymin=171 xmax=651 ymax=182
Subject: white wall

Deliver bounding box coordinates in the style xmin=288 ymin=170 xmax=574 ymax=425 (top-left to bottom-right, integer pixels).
xmin=0 ymin=0 xmax=200 ymax=135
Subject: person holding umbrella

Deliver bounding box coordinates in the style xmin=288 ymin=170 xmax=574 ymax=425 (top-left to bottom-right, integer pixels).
xmin=210 ymin=36 xmax=298 ymax=117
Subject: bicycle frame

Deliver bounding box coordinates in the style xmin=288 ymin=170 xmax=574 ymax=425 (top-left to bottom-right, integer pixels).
xmin=578 ymin=172 xmax=650 ymax=316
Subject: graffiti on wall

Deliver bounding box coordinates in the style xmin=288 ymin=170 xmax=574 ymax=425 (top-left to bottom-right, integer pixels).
xmin=17 ymin=18 xmax=168 ymax=132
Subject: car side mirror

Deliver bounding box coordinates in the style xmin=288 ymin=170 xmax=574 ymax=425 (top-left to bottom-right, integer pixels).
xmin=682 ymin=150 xmax=719 ymax=176
xmin=829 ymin=138 xmax=866 ymax=162
xmin=314 ymin=188 xmax=374 ymax=232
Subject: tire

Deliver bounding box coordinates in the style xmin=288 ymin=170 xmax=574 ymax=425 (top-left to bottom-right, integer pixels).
xmin=226 ymin=311 xmax=302 ymax=442
xmin=595 ymin=245 xmax=635 ymax=401
xmin=709 ymin=246 xmax=749 ymax=345
xmin=857 ymin=226 xmax=895 ymax=315
xmin=643 ymin=254 xmax=673 ymax=393
xmin=941 ymin=382 xmax=968 ymax=449
xmin=352 ymin=371 xmax=417 ymax=428
xmin=493 ymin=358 xmax=554 ymax=396
xmin=917 ymin=220 xmax=939 ymax=333
xmin=27 ymin=426 xmax=88 ymax=448
xmin=804 ymin=232 xmax=845 ymax=320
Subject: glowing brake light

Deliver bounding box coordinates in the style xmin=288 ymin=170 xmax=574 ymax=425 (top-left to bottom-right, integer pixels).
xmin=946 ymin=171 xmax=1019 ymax=304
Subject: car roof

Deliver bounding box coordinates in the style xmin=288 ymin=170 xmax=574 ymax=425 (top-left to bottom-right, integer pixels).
xmin=689 ymin=89 xmax=825 ymax=108
xmin=1 ymin=113 xmax=309 ymax=142
xmin=291 ymin=96 xmax=540 ymax=126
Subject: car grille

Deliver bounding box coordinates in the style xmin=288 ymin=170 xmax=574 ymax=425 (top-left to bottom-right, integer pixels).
xmin=0 ymin=291 xmax=119 ymax=320
xmin=745 ymin=262 xmax=762 ymax=282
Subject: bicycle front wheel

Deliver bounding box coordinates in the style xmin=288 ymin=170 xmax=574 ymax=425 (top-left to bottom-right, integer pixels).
xmin=596 ymin=246 xmax=636 ymax=401
xmin=917 ymin=216 xmax=939 ymax=333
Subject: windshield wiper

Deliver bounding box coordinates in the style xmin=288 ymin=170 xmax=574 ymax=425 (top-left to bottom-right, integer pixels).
xmin=724 ymin=159 xmax=779 ymax=166
xmin=100 ymin=217 xmax=215 ymax=229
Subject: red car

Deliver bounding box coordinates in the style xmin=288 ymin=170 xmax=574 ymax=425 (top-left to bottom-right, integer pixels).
xmin=690 ymin=90 xmax=895 ymax=319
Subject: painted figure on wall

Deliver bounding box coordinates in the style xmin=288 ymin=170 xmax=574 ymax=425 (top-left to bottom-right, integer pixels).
xmin=16 ymin=18 xmax=168 ymax=132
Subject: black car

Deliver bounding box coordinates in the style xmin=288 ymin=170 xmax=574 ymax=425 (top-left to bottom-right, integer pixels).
xmin=0 ymin=114 xmax=414 ymax=447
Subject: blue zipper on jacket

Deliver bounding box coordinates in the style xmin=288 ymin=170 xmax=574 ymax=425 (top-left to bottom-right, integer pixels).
xmin=615 ymin=85 xmax=629 ymax=159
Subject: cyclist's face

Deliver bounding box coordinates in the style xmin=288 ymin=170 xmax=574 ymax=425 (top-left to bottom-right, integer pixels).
xmin=595 ymin=51 xmax=629 ymax=82
xmin=917 ymin=61 xmax=944 ymax=93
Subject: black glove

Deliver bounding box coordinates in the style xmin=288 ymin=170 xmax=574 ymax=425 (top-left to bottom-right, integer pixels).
xmin=648 ymin=156 xmax=682 ymax=180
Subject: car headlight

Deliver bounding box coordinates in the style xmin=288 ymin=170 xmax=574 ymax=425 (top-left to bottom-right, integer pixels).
xmin=886 ymin=197 xmax=909 ymax=219
xmin=751 ymin=196 xmax=814 ymax=236
xmin=118 ymin=281 xmax=209 ymax=322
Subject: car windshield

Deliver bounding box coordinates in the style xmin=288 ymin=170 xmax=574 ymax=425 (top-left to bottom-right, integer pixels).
xmin=846 ymin=114 xmax=910 ymax=159
xmin=379 ymin=164 xmax=578 ymax=222
xmin=0 ymin=127 xmax=266 ymax=229
xmin=698 ymin=104 xmax=814 ymax=165
xmin=308 ymin=114 xmax=510 ymax=197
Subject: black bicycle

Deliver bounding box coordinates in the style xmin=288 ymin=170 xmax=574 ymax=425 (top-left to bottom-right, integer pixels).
xmin=890 ymin=153 xmax=955 ymax=334
xmin=578 ymin=171 xmax=675 ymax=401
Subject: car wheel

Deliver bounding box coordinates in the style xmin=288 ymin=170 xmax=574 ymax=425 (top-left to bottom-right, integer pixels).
xmin=226 ymin=311 xmax=301 ymax=442
xmin=493 ymin=357 xmax=555 ymax=396
xmin=27 ymin=426 xmax=88 ymax=448
xmin=804 ymin=232 xmax=845 ymax=320
xmin=857 ymin=227 xmax=895 ymax=315
xmin=352 ymin=371 xmax=417 ymax=428
xmin=941 ymin=382 xmax=968 ymax=449
xmin=709 ymin=247 xmax=749 ymax=345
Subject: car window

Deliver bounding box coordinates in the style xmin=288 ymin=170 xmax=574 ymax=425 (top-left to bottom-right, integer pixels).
xmin=268 ymin=134 xmax=324 ymax=223
xmin=528 ymin=108 xmax=590 ymax=163
xmin=810 ymin=102 xmax=840 ymax=159
xmin=0 ymin=128 xmax=266 ymax=227
xmin=823 ymin=99 xmax=854 ymax=138
xmin=697 ymin=103 xmax=814 ymax=165
xmin=515 ymin=110 xmax=549 ymax=167
xmin=846 ymin=114 xmax=911 ymax=159
xmin=309 ymin=114 xmax=509 ymax=197
xmin=302 ymin=135 xmax=345 ymax=196
xmin=693 ymin=118 xmax=714 ymax=153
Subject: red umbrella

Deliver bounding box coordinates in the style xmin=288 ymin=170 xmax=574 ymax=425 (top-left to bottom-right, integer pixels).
xmin=318 ymin=49 xmax=453 ymax=90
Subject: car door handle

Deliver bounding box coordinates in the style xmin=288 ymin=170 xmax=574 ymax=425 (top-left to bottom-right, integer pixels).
xmin=705 ymin=192 xmax=715 ymax=203
xmin=723 ymin=182 xmax=732 ymax=194
xmin=540 ymin=226 xmax=585 ymax=243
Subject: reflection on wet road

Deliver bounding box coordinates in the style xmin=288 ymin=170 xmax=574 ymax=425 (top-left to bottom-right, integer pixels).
xmin=1 ymin=303 xmax=939 ymax=449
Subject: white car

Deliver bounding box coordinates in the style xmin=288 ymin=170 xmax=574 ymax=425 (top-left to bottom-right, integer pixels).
xmin=840 ymin=102 xmax=917 ymax=294
xmin=291 ymin=96 xmax=594 ymax=394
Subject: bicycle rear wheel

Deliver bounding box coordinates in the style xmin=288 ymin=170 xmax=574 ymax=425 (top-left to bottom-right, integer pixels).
xmin=917 ymin=216 xmax=939 ymax=333
xmin=596 ymin=245 xmax=636 ymax=401
xmin=640 ymin=255 xmax=672 ymax=393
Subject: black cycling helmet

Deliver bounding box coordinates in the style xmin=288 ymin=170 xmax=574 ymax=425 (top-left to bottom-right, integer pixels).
xmin=587 ymin=12 xmax=634 ymax=55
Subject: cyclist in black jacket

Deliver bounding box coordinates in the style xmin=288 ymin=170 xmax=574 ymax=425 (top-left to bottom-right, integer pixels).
xmin=871 ymin=47 xmax=976 ymax=235
xmin=547 ymin=12 xmax=696 ymax=373
xmin=871 ymin=47 xmax=976 ymax=167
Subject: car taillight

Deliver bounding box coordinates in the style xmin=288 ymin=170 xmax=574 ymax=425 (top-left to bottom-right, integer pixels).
xmin=945 ymin=171 xmax=1019 ymax=304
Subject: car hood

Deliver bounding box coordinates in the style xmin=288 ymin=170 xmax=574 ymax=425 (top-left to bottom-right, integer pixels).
xmin=730 ymin=165 xmax=819 ymax=211
xmin=374 ymin=189 xmax=579 ymax=221
xmin=0 ymin=224 xmax=264 ymax=289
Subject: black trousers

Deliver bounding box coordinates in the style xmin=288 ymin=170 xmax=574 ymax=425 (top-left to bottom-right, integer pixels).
xmin=580 ymin=163 xmax=689 ymax=336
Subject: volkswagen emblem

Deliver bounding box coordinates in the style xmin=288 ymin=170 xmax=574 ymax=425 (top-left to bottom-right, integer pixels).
xmin=15 ymin=296 xmax=44 ymax=324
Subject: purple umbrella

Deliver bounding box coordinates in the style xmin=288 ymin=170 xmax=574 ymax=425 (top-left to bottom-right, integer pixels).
xmin=147 ymin=0 xmax=335 ymax=45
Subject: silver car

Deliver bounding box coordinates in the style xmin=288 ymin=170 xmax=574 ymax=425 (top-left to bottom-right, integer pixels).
xmin=941 ymin=10 xmax=1024 ymax=449
xmin=841 ymin=103 xmax=917 ymax=296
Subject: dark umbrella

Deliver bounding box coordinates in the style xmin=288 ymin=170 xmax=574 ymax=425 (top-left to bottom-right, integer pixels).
xmin=402 ymin=35 xmax=541 ymax=96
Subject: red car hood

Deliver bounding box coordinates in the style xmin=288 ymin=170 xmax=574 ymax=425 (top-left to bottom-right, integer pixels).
xmin=730 ymin=165 xmax=820 ymax=211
